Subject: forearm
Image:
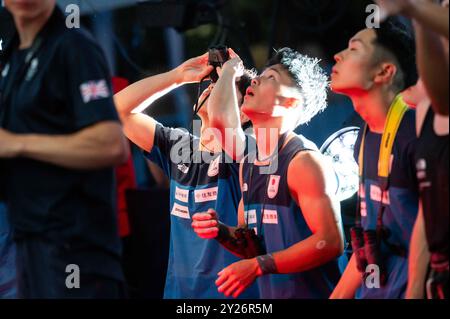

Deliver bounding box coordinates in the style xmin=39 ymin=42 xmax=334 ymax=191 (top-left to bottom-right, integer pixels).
xmin=406 ymin=207 xmax=430 ymax=299
xmin=209 ymin=71 xmax=246 ymax=159
xmin=272 ymin=232 xmax=343 ymax=274
xmin=209 ymin=71 xmax=241 ymax=129
xmin=406 ymin=1 xmax=449 ymax=39
xmin=19 ymin=122 xmax=128 ymax=170
xmin=114 ymin=69 xmax=183 ymax=118
xmin=414 ymin=21 xmax=449 ymax=115
xmin=330 ymin=254 xmax=362 ymax=299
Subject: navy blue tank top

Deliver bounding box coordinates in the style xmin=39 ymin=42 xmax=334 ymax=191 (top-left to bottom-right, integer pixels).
xmin=241 ymin=134 xmax=342 ymax=299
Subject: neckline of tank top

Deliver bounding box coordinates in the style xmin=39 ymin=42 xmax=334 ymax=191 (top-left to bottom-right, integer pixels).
xmin=253 ymin=133 xmax=297 ymax=167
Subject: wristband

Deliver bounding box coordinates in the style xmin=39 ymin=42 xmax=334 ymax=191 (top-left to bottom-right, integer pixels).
xmin=256 ymin=254 xmax=278 ymax=275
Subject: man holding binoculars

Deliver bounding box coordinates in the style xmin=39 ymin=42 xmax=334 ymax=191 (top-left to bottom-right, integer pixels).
xmin=114 ymin=48 xmax=258 ymax=299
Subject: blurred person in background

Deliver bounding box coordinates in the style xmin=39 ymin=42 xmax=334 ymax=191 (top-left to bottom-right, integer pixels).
xmin=113 ymin=52 xmax=259 ymax=299
xmin=0 ymin=0 xmax=128 ymax=298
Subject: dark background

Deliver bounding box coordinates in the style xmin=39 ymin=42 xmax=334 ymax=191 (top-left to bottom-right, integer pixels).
xmin=1 ymin=0 xmax=372 ymax=142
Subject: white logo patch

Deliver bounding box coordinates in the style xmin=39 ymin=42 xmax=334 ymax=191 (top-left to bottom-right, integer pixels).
xmin=416 ymin=159 xmax=427 ymax=171
xmin=242 ymin=183 xmax=248 ymax=192
xmin=262 ymin=209 xmax=278 ymax=224
xmin=416 ymin=159 xmax=428 ymax=180
xmin=208 ymin=155 xmax=220 ymax=177
xmin=370 ymin=184 xmax=390 ymax=205
xmin=177 ymin=164 xmax=189 ymax=174
xmin=360 ymin=200 xmax=367 ymax=217
xmin=417 ymin=170 xmax=427 ymax=180
xmin=171 ymin=203 xmax=190 ymax=219
xmin=244 ymin=210 xmax=257 ymax=225
xmin=359 ymin=184 xmax=366 ymax=199
xmin=175 ymin=187 xmax=189 ymax=203
xmin=194 ymin=187 xmax=218 ymax=203
xmin=267 ymin=175 xmax=281 ymax=199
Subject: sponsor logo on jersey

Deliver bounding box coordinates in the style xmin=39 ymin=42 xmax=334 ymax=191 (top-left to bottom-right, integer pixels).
xmin=244 ymin=210 xmax=257 ymax=225
xmin=175 ymin=187 xmax=189 ymax=203
xmin=262 ymin=209 xmax=278 ymax=224
xmin=194 ymin=187 xmax=219 ymax=203
xmin=171 ymin=203 xmax=190 ymax=219
xmin=370 ymin=184 xmax=390 ymax=205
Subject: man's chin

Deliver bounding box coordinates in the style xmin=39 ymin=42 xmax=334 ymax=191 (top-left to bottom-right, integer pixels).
xmin=330 ymin=82 xmax=349 ymax=95
xmin=241 ymin=104 xmax=251 ymax=117
xmin=10 ymin=10 xmax=37 ymax=19
xmin=10 ymin=7 xmax=46 ymax=22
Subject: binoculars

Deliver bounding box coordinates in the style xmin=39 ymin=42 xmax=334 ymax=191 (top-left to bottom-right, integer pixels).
xmin=351 ymin=226 xmax=388 ymax=286
xmin=234 ymin=227 xmax=267 ymax=259
xmin=208 ymin=45 xmax=230 ymax=83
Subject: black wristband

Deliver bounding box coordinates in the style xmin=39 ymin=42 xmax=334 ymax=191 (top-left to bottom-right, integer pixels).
xmin=256 ymin=254 xmax=278 ymax=275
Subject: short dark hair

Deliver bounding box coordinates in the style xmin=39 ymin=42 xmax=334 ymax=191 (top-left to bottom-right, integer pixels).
xmin=373 ymin=18 xmax=418 ymax=92
xmin=266 ymin=48 xmax=328 ymax=126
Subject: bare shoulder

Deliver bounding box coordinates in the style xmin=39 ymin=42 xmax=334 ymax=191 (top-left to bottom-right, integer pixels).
xmin=288 ymin=150 xmax=327 ymax=176
xmin=287 ymin=150 xmax=335 ymax=196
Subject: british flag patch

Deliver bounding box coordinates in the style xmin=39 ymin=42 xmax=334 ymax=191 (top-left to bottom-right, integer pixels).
xmin=80 ymin=79 xmax=110 ymax=103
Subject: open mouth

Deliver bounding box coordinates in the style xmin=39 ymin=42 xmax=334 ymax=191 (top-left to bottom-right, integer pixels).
xmin=245 ymin=87 xmax=255 ymax=97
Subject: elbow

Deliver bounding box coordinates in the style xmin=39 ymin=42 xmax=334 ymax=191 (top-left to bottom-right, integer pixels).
xmin=113 ymin=96 xmax=126 ymax=119
xmin=335 ymin=240 xmax=345 ymax=257
xmin=209 ymin=118 xmax=228 ymax=139
xmin=210 ymin=116 xmax=238 ymax=134
xmin=209 ymin=114 xmax=225 ymax=130
xmin=117 ymin=109 xmax=131 ymax=125
xmin=323 ymin=231 xmax=345 ymax=259
xmin=208 ymin=104 xmax=237 ymax=132
xmin=332 ymin=231 xmax=345 ymax=257
xmin=109 ymin=137 xmax=130 ymax=166
xmin=209 ymin=117 xmax=225 ymax=132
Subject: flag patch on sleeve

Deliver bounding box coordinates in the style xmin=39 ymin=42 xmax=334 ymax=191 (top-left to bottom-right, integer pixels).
xmin=80 ymin=79 xmax=110 ymax=103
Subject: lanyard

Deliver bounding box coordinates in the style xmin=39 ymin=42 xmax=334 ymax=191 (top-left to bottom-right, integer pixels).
xmin=356 ymin=94 xmax=409 ymax=226
xmin=0 ymin=36 xmax=45 ymax=127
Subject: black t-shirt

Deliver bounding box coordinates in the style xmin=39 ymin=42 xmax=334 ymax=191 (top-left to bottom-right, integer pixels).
xmin=0 ymin=8 xmax=122 ymax=281
xmin=416 ymin=108 xmax=449 ymax=257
